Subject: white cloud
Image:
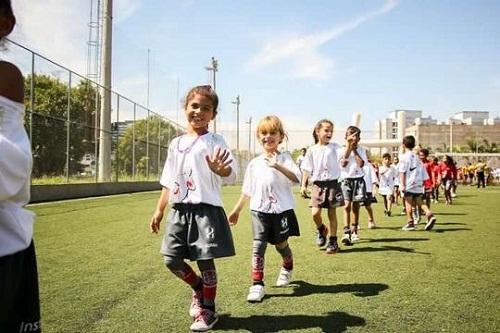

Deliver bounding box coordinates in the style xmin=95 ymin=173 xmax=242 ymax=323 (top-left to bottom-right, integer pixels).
xmin=10 ymin=0 xmax=141 ymax=74
xmin=247 ymin=0 xmax=399 ymax=81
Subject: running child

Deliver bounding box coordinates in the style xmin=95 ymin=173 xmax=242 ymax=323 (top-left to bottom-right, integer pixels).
xmin=339 ymin=126 xmax=368 ymax=244
xmin=360 ymin=159 xmax=378 ymax=229
xmin=392 ymin=155 xmax=402 ymax=206
xmin=299 ymin=119 xmax=344 ymax=254
xmin=228 ymin=115 xmax=301 ymax=303
xmin=150 ymin=85 xmax=237 ymax=332
xmin=398 ymin=135 xmax=436 ymax=231
xmin=378 ymin=153 xmax=397 ymax=217
xmin=438 ymin=155 xmax=457 ymax=205
xmin=0 ymin=2 xmax=41 ymax=332
xmin=419 ymin=149 xmax=435 ymax=208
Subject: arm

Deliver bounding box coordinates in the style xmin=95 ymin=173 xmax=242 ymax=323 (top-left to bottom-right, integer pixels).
xmin=150 ymin=187 xmax=170 ymax=234
xmin=228 ymin=194 xmax=250 ymax=226
xmin=352 ymin=147 xmax=365 ymax=168
xmin=265 ymin=153 xmax=300 ymax=183
xmin=300 ymin=170 xmax=311 ymax=197
xmin=205 ymin=147 xmax=233 ymax=177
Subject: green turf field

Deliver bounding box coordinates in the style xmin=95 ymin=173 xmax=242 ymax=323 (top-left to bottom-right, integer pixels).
xmin=31 ymin=185 xmax=500 ymax=333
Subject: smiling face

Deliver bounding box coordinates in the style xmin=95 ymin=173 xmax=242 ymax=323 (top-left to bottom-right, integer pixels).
xmin=258 ymin=128 xmax=282 ymax=153
xmin=316 ymin=122 xmax=333 ymax=145
xmin=184 ymin=93 xmax=215 ymax=134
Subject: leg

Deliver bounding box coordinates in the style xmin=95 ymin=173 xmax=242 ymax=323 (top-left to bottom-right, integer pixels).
xmin=191 ymin=260 xmax=219 ymax=331
xmin=326 ymin=207 xmax=338 ymax=238
xmin=402 ymin=195 xmax=416 ymax=231
xmin=342 ymin=201 xmax=353 ymax=245
xmin=246 ymin=240 xmax=267 ymax=302
xmin=312 ymin=207 xmax=328 ymax=247
xmin=275 ymin=241 xmax=293 ymax=286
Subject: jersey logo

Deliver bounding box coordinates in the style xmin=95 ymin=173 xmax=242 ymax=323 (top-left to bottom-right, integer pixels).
xmin=409 ymin=166 xmax=417 ymax=171
xmin=206 ymin=227 xmax=215 ymax=242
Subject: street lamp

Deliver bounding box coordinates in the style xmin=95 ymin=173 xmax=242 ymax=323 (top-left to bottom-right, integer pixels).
xmin=232 ymin=95 xmax=240 ymax=152
xmin=246 ymin=117 xmax=252 ymax=157
xmin=205 ymin=57 xmax=218 ymax=133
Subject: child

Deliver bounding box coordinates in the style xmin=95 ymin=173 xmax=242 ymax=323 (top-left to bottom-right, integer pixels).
xmin=392 ymin=155 xmax=401 ymax=206
xmin=431 ymin=157 xmax=441 ymax=202
xmin=300 ymin=119 xmax=344 ymax=254
xmin=340 ymin=126 xmax=368 ymax=244
xmin=150 ymin=85 xmax=237 ymax=332
xmin=398 ymin=136 xmax=436 ymax=231
xmin=228 ymin=115 xmax=301 ymax=302
xmin=0 ymin=1 xmax=42 ymax=331
xmin=438 ymin=155 xmax=457 ymax=205
xmin=378 ymin=153 xmax=397 ymax=217
xmin=419 ymin=149 xmax=435 ymax=208
xmin=360 ymin=159 xmax=378 ymax=229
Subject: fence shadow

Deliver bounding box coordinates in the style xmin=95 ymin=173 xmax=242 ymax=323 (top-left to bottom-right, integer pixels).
xmin=340 ymin=245 xmax=430 ymax=255
xmin=434 ymin=227 xmax=472 ymax=233
xmin=216 ymin=311 xmax=366 ymax=333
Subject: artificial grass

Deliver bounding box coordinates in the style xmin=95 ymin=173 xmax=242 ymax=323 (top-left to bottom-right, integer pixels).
xmin=30 ymin=186 xmax=500 ymax=332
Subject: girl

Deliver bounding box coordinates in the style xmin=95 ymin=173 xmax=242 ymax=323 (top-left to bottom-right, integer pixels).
xmin=150 ymin=85 xmax=237 ymax=332
xmin=378 ymin=153 xmax=397 ymax=217
xmin=300 ymin=119 xmax=344 ymax=254
xmin=0 ymin=1 xmax=41 ymax=331
xmin=340 ymin=126 xmax=368 ymax=244
xmin=438 ymin=155 xmax=457 ymax=205
xmin=392 ymin=155 xmax=402 ymax=206
xmin=228 ymin=115 xmax=301 ymax=303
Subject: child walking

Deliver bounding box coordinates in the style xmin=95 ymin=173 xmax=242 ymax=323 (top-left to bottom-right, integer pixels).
xmin=0 ymin=2 xmax=42 ymax=332
xmin=150 ymin=85 xmax=237 ymax=332
xmin=378 ymin=153 xmax=397 ymax=217
xmin=300 ymin=119 xmax=344 ymax=254
xmin=398 ymin=135 xmax=436 ymax=231
xmin=228 ymin=116 xmax=301 ymax=302
xmin=340 ymin=126 xmax=368 ymax=244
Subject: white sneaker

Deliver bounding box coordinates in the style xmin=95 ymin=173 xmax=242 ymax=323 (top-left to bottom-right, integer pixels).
xmin=351 ymin=232 xmax=360 ymax=242
xmin=246 ymin=284 xmax=265 ymax=302
xmin=276 ymin=267 xmax=293 ymax=287
xmin=190 ymin=309 xmax=218 ymax=332
xmin=402 ymin=223 xmax=416 ymax=231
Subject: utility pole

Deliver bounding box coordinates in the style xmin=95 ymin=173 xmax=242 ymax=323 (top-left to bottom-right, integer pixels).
xmin=98 ymin=0 xmax=112 ymax=182
xmin=205 ymin=57 xmax=218 ymax=133
xmin=246 ymin=117 xmax=252 ymax=158
xmin=449 ymin=118 xmax=453 ymax=153
xmin=232 ymin=95 xmax=240 ymax=152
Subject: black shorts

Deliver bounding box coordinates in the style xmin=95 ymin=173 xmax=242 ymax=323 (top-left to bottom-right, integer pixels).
xmin=310 ymin=180 xmax=344 ymax=208
xmin=341 ymin=177 xmax=367 ymax=202
xmin=0 ymin=241 xmax=41 ymax=333
xmin=360 ymin=192 xmax=377 ymax=206
xmin=403 ymin=191 xmax=423 ymax=199
xmin=251 ymin=209 xmax=300 ymax=245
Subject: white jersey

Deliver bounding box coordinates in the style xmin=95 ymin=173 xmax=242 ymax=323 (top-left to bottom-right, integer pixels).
xmin=160 ymin=132 xmax=237 ymax=206
xmin=392 ymin=163 xmax=400 ymax=186
xmin=363 ymin=163 xmax=378 ymax=193
xmin=300 ymin=142 xmax=341 ymax=182
xmin=398 ymin=151 xmax=425 ymax=193
xmin=242 ymin=152 xmax=301 ymax=214
xmin=0 ymin=96 xmax=36 ymax=257
xmin=378 ymin=165 xmax=397 ymax=195
xmin=339 ymin=146 xmax=369 ymax=179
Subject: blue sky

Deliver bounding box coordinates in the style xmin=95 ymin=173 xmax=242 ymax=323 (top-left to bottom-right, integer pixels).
xmin=9 ymin=0 xmax=500 ymax=147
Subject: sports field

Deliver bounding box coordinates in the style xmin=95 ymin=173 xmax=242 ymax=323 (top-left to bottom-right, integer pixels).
xmin=31 ymin=185 xmax=500 ymax=333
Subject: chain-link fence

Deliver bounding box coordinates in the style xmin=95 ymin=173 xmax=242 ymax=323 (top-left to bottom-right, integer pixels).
xmin=5 ymin=39 xmax=185 ymax=184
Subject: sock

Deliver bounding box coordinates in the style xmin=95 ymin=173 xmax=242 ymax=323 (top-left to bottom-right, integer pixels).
xmin=200 ymin=269 xmax=217 ymax=311
xmin=276 ymin=245 xmax=293 ymax=271
xmin=252 ymin=240 xmax=267 ymax=284
xmin=164 ymin=257 xmax=201 ymax=289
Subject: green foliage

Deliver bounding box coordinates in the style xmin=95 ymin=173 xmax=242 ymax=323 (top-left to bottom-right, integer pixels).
xmin=24 ymin=75 xmax=98 ymax=177
xmin=31 ymin=186 xmax=500 ymax=333
xmin=115 ymin=115 xmax=182 ymax=176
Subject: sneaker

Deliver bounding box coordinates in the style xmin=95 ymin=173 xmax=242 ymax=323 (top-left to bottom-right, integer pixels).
xmin=325 ymin=238 xmax=339 ymax=254
xmin=351 ymin=232 xmax=360 ymax=242
xmin=401 ymin=222 xmax=416 ymax=231
xmin=368 ymin=220 xmax=376 ymax=229
xmin=316 ymin=225 xmax=328 ymax=247
xmin=425 ymin=216 xmax=436 ymax=231
xmin=246 ymin=284 xmax=265 ymax=302
xmin=276 ymin=267 xmax=293 ymax=287
xmin=387 ymin=210 xmax=392 ymax=217
xmin=190 ymin=309 xmax=219 ymax=332
xmin=341 ymin=231 xmax=352 ymax=246
xmin=189 ymin=290 xmax=203 ymax=318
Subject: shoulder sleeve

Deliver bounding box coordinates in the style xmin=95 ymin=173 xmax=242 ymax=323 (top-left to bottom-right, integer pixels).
xmin=159 ymin=138 xmax=177 ymax=189
xmin=241 ymin=160 xmax=253 ymax=196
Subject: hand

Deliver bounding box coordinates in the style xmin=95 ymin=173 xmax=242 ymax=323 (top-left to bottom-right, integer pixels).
xmin=206 ymin=148 xmax=232 ymax=176
xmin=228 ymin=210 xmax=239 ymax=226
xmin=300 ymin=186 xmax=310 ymax=198
xmin=150 ymin=210 xmax=164 ymax=234
xmin=264 ymin=153 xmax=278 ymax=168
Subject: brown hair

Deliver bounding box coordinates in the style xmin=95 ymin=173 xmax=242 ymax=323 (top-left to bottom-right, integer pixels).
xmin=256 ymin=115 xmax=287 ymax=144
xmin=183 ymin=85 xmax=219 ymax=113
xmin=312 ymin=119 xmax=334 ymax=144
xmin=0 ymin=0 xmax=15 ymax=42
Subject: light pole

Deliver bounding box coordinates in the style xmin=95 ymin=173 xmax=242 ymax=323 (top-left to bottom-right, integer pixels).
xmin=246 ymin=117 xmax=252 ymax=157
xmin=205 ymin=57 xmax=218 ymax=133
xmin=232 ymin=95 xmax=240 ymax=152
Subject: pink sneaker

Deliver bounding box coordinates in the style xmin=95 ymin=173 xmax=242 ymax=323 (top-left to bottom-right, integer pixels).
xmin=189 ymin=290 xmax=203 ymax=318
xmin=190 ymin=309 xmax=219 ymax=332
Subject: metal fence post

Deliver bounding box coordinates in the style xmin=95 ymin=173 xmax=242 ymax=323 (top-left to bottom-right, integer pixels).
xmin=65 ymin=72 xmax=72 ymax=183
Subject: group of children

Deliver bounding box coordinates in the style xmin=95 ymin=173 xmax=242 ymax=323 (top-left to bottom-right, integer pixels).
xmin=147 ymin=83 xmax=445 ymax=331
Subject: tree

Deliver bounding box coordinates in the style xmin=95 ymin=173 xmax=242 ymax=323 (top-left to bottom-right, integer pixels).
xmin=24 ymin=74 xmax=99 ymax=177
xmin=115 ymin=115 xmax=182 ymax=177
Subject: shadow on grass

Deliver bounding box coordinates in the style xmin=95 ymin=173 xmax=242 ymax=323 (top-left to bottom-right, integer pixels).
xmin=434 ymin=212 xmax=467 ymax=216
xmin=434 ymin=227 xmax=472 ymax=233
xmin=364 ymin=237 xmax=429 ymax=243
xmin=340 ymin=245 xmax=430 ymax=255
xmin=267 ymin=280 xmax=389 ymax=298
xmin=216 ymin=311 xmax=365 ymax=332
xmin=375 ymin=226 xmax=406 ymax=230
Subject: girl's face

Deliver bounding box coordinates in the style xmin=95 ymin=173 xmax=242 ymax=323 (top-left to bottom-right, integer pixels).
xmin=316 ymin=123 xmax=333 ymax=145
xmin=383 ymin=157 xmax=391 ymax=166
xmin=393 ymin=157 xmax=399 ymax=164
xmin=258 ymin=128 xmax=282 ymax=153
xmin=184 ymin=93 xmax=215 ymax=134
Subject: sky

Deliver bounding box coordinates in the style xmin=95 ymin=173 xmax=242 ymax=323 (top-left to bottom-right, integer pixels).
xmin=7 ymin=0 xmax=500 ymax=149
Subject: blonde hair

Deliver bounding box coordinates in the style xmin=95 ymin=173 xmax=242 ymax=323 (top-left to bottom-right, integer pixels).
xmin=256 ymin=115 xmax=287 ymax=144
